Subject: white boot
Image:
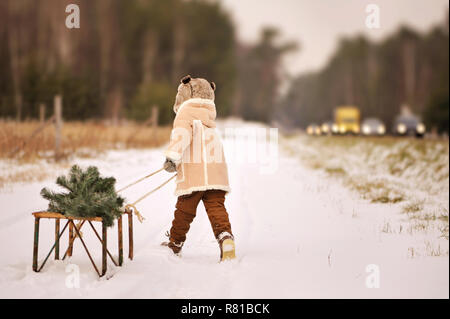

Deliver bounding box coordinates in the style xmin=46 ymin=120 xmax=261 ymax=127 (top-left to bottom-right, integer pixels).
xmin=218 ymin=232 xmax=235 ymax=261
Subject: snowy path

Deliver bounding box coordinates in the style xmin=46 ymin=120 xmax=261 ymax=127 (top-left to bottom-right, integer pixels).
xmin=0 ymin=133 xmax=448 ymax=298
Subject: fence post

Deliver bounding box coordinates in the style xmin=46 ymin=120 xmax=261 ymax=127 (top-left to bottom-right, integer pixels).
xmin=151 ymin=105 xmax=159 ymax=140
xmin=39 ymin=104 xmax=46 ymax=123
xmin=54 ymin=95 xmax=63 ymax=160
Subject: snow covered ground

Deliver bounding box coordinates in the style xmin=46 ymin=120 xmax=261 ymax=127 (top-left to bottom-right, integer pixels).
xmin=0 ymin=122 xmax=448 ymax=298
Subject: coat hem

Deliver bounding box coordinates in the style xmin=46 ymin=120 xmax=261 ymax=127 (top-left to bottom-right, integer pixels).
xmin=175 ymin=185 xmax=231 ymax=197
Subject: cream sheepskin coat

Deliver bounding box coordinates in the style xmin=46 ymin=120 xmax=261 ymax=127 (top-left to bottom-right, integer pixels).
xmin=165 ymin=98 xmax=230 ymax=196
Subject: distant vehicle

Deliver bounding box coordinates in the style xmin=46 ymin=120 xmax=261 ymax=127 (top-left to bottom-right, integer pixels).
xmin=306 ymin=124 xmax=322 ymax=136
xmin=393 ymin=114 xmax=426 ymax=137
xmin=321 ymin=121 xmax=338 ymax=135
xmin=334 ymin=106 xmax=361 ymax=135
xmin=362 ymin=118 xmax=386 ymax=136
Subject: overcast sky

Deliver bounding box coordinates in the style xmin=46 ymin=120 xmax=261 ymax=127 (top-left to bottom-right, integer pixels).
xmin=221 ymin=0 xmax=449 ymax=74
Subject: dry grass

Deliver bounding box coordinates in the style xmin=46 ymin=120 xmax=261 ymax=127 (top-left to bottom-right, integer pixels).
xmin=402 ymin=199 xmax=425 ymax=214
xmin=0 ymin=120 xmax=171 ymax=189
xmin=282 ymin=133 xmax=450 ymax=256
xmin=286 ymin=135 xmax=449 ymax=206
xmin=0 ymin=165 xmax=63 ymax=191
xmin=0 ymin=120 xmax=171 ymax=161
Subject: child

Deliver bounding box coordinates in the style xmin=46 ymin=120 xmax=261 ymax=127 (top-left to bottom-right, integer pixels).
xmin=162 ymin=75 xmax=235 ymax=261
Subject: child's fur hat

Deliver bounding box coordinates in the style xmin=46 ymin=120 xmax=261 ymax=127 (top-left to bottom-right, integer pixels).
xmin=173 ymin=75 xmax=216 ymax=113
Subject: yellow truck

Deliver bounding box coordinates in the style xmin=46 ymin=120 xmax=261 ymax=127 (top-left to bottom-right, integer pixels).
xmin=334 ymin=106 xmax=361 ymax=135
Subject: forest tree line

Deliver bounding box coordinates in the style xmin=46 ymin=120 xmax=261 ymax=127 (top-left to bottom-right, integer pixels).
xmin=278 ymin=14 xmax=449 ymax=133
xmin=0 ymin=0 xmax=448 ymax=133
xmin=0 ymin=0 xmax=293 ymax=126
xmin=0 ymin=0 xmax=239 ymax=124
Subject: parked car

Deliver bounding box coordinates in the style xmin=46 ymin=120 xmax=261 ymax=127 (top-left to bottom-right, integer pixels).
xmin=306 ymin=124 xmax=322 ymax=136
xmin=361 ymin=118 xmax=386 ymax=136
xmin=393 ymin=114 xmax=426 ymax=137
xmin=321 ymin=121 xmax=338 ymax=135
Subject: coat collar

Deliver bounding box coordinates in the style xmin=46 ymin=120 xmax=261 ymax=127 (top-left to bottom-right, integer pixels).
xmin=175 ymin=98 xmax=215 ymax=114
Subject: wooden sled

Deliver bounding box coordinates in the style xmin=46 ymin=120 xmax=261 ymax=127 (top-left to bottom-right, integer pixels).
xmin=32 ymin=210 xmax=134 ymax=277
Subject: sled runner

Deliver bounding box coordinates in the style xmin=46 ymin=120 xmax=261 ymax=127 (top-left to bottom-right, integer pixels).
xmin=32 ymin=210 xmax=134 ymax=277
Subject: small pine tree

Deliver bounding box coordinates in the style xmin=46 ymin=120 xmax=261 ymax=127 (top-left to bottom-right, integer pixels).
xmin=41 ymin=165 xmax=125 ymax=227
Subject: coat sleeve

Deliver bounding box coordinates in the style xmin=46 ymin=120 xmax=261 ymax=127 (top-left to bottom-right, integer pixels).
xmin=164 ymin=109 xmax=192 ymax=165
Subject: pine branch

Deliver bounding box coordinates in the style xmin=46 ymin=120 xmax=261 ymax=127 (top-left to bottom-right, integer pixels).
xmin=40 ymin=165 xmax=126 ymax=227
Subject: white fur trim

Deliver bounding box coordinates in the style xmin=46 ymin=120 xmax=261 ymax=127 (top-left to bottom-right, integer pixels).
xmin=176 ymin=98 xmax=215 ymax=114
xmin=172 ymin=241 xmax=184 ymax=247
xmin=175 ymin=185 xmax=231 ymax=197
xmin=164 ymin=150 xmax=182 ymax=164
xmin=217 ymin=232 xmax=234 ymax=242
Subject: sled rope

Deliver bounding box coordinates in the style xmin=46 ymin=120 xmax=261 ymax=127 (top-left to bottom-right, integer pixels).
xmin=124 ymin=174 xmax=177 ymax=223
xmin=118 ymin=167 xmax=177 ymax=223
xmin=117 ymin=167 xmax=165 ymax=193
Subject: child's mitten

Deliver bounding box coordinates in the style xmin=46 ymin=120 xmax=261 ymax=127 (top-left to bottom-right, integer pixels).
xmin=164 ymin=158 xmax=176 ymax=173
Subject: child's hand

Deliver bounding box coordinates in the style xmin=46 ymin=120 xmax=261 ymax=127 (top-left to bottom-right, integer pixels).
xmin=164 ymin=158 xmax=177 ymax=173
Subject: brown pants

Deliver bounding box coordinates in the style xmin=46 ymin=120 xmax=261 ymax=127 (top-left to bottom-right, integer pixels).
xmin=169 ymin=190 xmax=233 ymax=244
